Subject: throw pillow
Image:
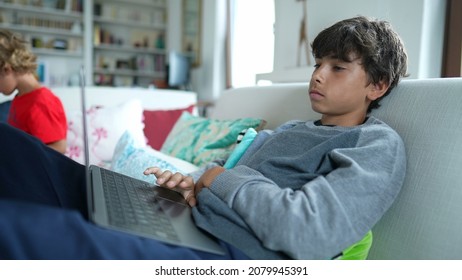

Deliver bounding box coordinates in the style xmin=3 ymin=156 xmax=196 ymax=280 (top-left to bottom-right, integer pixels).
xmin=65 ymin=99 xmax=145 ymax=167
xmin=112 ymin=131 xmax=199 ymax=184
xmin=160 ymin=111 xmax=265 ymax=166
xmin=143 ymin=105 xmax=195 ymax=150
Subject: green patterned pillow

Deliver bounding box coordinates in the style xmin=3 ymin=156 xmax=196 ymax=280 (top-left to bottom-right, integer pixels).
xmin=160 ymin=112 xmax=265 ymax=166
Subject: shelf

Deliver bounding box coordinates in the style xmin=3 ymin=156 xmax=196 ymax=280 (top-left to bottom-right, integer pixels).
xmin=32 ymin=48 xmax=82 ymax=58
xmin=94 ymin=68 xmax=164 ymax=78
xmin=94 ymin=0 xmax=166 ymax=10
xmin=0 ymin=2 xmax=82 ymax=19
xmin=0 ymin=23 xmax=82 ymax=38
xmin=93 ymin=16 xmax=165 ymax=30
xmin=94 ymin=43 xmax=165 ymax=55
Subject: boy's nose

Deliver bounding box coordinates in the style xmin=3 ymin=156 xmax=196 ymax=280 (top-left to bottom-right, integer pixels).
xmin=311 ymin=68 xmax=324 ymax=84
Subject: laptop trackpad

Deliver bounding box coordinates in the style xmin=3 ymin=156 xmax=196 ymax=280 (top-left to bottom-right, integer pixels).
xmin=153 ymin=186 xmax=188 ymax=205
xmin=156 ymin=195 xmax=225 ymax=255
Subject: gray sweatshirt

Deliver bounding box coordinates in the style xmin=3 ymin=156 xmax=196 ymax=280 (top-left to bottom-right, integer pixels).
xmin=191 ymin=117 xmax=406 ymax=259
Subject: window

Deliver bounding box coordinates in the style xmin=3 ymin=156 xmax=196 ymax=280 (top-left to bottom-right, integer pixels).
xmin=228 ymin=0 xmax=275 ymax=87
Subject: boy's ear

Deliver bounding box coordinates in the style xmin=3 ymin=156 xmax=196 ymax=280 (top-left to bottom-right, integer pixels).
xmin=2 ymin=64 xmax=12 ymax=74
xmin=367 ymin=80 xmax=389 ymax=101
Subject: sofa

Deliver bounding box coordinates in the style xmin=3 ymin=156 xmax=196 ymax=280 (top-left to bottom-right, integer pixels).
xmin=1 ymin=78 xmax=461 ymax=259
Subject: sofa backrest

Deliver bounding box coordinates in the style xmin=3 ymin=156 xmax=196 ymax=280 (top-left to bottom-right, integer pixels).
xmin=214 ymin=78 xmax=462 ymax=259
xmin=0 ymin=86 xmax=198 ymax=114
xmin=211 ymin=83 xmax=319 ymax=129
xmin=51 ymin=86 xmax=198 ymax=113
xmin=368 ymin=78 xmax=462 ymax=259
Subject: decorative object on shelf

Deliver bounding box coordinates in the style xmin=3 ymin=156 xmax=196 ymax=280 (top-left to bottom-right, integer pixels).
xmin=31 ymin=37 xmax=43 ymax=48
xmin=52 ymin=38 xmax=68 ymax=50
xmin=182 ymin=0 xmax=201 ymax=67
xmin=296 ymin=0 xmax=310 ymax=66
xmin=94 ymin=2 xmax=102 ymax=16
xmin=71 ymin=20 xmax=82 ymax=34
xmin=155 ymin=32 xmax=165 ymax=49
xmin=37 ymin=60 xmax=49 ymax=85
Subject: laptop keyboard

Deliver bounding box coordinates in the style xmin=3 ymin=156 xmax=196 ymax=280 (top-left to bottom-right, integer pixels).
xmin=100 ymin=169 xmax=180 ymax=242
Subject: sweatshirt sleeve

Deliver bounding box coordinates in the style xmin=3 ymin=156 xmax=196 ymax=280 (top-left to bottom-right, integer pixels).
xmin=205 ymin=125 xmax=406 ymax=259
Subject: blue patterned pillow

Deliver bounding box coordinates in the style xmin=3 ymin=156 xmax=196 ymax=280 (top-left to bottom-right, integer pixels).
xmin=111 ymin=131 xmax=199 ymax=184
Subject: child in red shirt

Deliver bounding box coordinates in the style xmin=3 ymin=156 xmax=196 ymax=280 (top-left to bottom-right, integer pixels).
xmin=0 ymin=30 xmax=67 ymax=153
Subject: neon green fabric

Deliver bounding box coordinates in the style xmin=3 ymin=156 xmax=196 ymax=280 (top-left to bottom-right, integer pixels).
xmin=337 ymin=231 xmax=373 ymax=260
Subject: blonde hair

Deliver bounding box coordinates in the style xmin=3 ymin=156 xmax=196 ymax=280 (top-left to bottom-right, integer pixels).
xmin=0 ymin=29 xmax=37 ymax=74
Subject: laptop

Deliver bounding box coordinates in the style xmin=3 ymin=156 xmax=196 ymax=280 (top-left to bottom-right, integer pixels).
xmin=79 ymin=67 xmax=224 ymax=255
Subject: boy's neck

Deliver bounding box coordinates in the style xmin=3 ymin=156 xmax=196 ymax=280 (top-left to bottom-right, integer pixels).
xmin=15 ymin=73 xmax=41 ymax=96
xmin=320 ymin=113 xmax=368 ymax=127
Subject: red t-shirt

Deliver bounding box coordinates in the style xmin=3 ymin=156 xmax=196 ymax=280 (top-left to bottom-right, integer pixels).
xmin=8 ymin=87 xmax=67 ymax=144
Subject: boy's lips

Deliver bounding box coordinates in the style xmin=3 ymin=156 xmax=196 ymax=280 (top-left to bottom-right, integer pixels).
xmin=309 ymin=90 xmax=324 ymax=100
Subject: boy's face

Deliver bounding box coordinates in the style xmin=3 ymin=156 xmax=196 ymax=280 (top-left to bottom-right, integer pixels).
xmin=309 ymin=54 xmax=385 ymax=126
xmin=0 ymin=65 xmax=17 ymax=96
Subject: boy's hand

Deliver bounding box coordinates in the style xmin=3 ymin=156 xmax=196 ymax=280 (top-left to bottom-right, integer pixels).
xmin=144 ymin=167 xmax=196 ymax=207
xmin=195 ymin=166 xmax=225 ymax=196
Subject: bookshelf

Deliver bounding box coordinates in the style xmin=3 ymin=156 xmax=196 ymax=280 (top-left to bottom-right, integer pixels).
xmin=92 ymin=0 xmax=167 ymax=87
xmin=0 ymin=0 xmax=84 ymax=86
xmin=0 ymin=0 xmax=169 ymax=87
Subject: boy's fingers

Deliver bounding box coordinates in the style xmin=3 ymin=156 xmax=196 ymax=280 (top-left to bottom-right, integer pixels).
xmin=155 ymin=170 xmax=172 ymax=185
xmin=183 ymin=190 xmax=197 ymax=207
xmin=166 ymin=172 xmax=186 ymax=188
xmin=186 ymin=196 xmax=196 ymax=207
xmin=183 ymin=176 xmax=194 ymax=189
xmin=144 ymin=167 xmax=161 ymax=175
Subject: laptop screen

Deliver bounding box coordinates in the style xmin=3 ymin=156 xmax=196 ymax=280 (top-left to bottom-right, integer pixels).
xmin=79 ymin=66 xmax=90 ymax=169
xmin=78 ymin=66 xmax=95 ymax=217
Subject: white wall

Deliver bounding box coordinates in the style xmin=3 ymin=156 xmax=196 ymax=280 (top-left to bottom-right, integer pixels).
xmin=257 ymin=0 xmax=447 ymax=83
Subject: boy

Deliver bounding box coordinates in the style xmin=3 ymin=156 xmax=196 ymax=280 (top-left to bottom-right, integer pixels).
xmin=145 ymin=16 xmax=408 ymax=259
xmin=0 ymin=16 xmax=407 ymax=259
xmin=0 ymin=30 xmax=67 ymax=153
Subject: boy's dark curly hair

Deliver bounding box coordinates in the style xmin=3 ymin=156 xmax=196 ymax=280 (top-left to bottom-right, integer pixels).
xmin=311 ymin=16 xmax=408 ymax=112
